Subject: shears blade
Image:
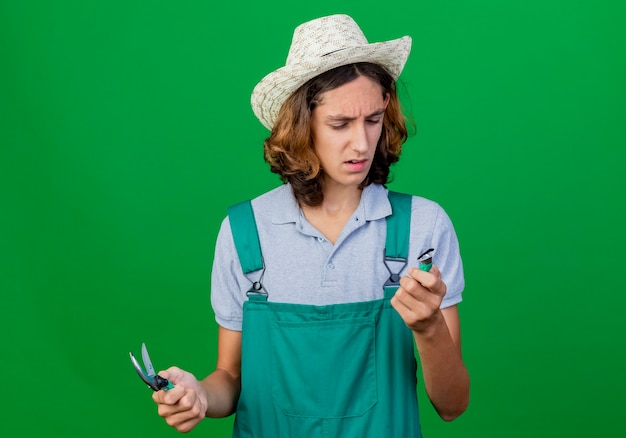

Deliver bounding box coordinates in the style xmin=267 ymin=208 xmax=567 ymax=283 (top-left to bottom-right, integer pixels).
xmin=129 ymin=343 xmax=173 ymax=391
xmin=141 ymin=342 xmax=157 ymax=378
xmin=129 ymin=351 xmax=160 ymax=390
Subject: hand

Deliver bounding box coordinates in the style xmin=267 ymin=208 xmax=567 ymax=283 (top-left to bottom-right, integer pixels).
xmin=151 ymin=367 xmax=208 ymax=433
xmin=390 ymin=265 xmax=447 ymax=333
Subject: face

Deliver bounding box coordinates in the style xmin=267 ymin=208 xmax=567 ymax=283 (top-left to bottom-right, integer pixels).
xmin=311 ymin=75 xmax=389 ymax=191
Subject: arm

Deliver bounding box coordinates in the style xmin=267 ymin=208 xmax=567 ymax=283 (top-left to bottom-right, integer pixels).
xmin=202 ymin=327 xmax=242 ymax=417
xmin=151 ymin=327 xmax=242 ymax=432
xmin=391 ymin=265 xmax=470 ymax=421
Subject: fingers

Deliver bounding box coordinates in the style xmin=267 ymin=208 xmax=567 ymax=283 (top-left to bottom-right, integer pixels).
xmin=159 ymin=407 xmax=205 ymax=432
xmin=392 ymin=280 xmax=439 ymax=318
xmin=404 ymin=265 xmax=446 ymax=297
xmin=158 ymin=390 xmax=204 ymax=424
xmin=407 ymin=264 xmax=441 ymax=288
xmin=152 ymin=381 xmax=205 ymax=433
xmin=152 ymin=382 xmax=184 ymax=405
xmin=390 ymin=265 xmax=447 ymax=332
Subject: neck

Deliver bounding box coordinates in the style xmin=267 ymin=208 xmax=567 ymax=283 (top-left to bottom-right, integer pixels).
xmin=300 ymin=185 xmax=363 ymax=244
xmin=317 ymin=183 xmax=362 ymax=216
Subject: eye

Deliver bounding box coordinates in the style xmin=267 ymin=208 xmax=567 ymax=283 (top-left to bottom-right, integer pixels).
xmin=330 ymin=123 xmax=347 ymax=130
xmin=366 ymin=118 xmax=382 ymax=125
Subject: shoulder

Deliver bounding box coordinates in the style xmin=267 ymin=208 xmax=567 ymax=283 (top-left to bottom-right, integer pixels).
xmin=409 ymin=194 xmax=441 ymax=211
xmin=222 ymin=184 xmax=294 ymax=225
xmin=250 ymin=184 xmax=294 ymax=209
xmin=409 ymin=195 xmax=450 ymax=225
xmin=219 ymin=185 xmax=298 ymax=250
xmin=384 ymin=187 xmax=448 ymax=223
xmin=217 ymin=185 xmax=288 ymax=239
xmin=249 ymin=184 xmax=297 ymax=222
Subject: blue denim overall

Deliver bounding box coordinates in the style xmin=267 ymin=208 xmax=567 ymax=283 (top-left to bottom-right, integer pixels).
xmin=227 ymin=191 xmax=422 ymax=437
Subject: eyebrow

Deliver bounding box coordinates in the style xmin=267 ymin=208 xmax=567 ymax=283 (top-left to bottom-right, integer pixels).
xmin=325 ymin=108 xmax=386 ymax=122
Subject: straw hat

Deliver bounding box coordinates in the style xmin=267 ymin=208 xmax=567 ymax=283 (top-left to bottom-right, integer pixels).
xmin=251 ymin=14 xmax=412 ymax=130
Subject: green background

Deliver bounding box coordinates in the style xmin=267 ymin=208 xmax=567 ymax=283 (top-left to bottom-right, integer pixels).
xmin=1 ymin=0 xmax=625 ymax=436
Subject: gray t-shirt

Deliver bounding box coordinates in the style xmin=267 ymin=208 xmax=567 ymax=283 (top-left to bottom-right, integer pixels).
xmin=211 ymin=183 xmax=464 ymax=331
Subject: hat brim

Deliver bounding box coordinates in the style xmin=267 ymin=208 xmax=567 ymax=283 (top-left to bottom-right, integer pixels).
xmin=251 ymin=36 xmax=412 ymax=130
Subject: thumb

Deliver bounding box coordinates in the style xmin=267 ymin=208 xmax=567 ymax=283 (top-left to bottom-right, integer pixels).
xmin=429 ymin=264 xmax=442 ymax=279
xmin=157 ymin=366 xmax=184 ymax=383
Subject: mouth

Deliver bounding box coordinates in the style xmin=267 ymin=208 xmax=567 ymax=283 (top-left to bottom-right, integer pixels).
xmin=344 ymin=159 xmax=369 ymax=172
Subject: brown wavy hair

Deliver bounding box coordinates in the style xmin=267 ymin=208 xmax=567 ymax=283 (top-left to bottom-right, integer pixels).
xmin=263 ymin=62 xmax=409 ymax=207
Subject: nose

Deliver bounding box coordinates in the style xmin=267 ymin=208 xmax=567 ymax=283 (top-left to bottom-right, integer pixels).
xmin=350 ymin=123 xmax=369 ymax=154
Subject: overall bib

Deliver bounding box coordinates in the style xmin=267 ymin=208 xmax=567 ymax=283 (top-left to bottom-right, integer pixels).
xmin=227 ymin=191 xmax=422 ymax=437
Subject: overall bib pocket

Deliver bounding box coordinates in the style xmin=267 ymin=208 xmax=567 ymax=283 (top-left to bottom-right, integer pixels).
xmin=271 ymin=316 xmax=378 ymax=419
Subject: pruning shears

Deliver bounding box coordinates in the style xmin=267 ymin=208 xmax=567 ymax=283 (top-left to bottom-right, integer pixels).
xmin=129 ymin=343 xmax=174 ymax=391
xmin=418 ymin=248 xmax=434 ymax=272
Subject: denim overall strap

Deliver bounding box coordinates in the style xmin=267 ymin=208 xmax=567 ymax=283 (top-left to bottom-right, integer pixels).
xmin=384 ymin=191 xmax=412 ymax=298
xmin=386 ymin=191 xmax=411 ymax=260
xmin=227 ymin=200 xmax=264 ymax=275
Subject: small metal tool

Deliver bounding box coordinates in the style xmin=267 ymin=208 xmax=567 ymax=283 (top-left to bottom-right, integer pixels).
xmin=129 ymin=343 xmax=174 ymax=391
xmin=417 ymin=248 xmax=434 ymax=272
